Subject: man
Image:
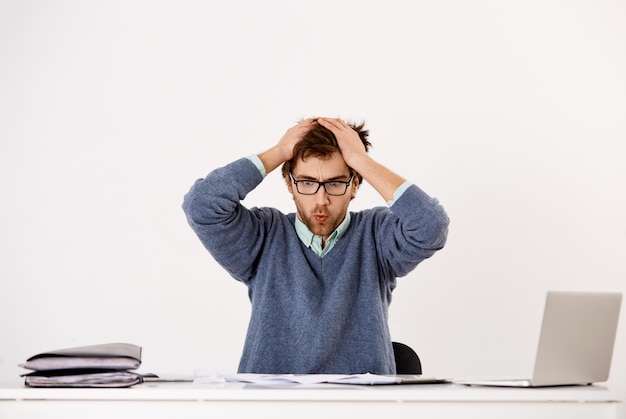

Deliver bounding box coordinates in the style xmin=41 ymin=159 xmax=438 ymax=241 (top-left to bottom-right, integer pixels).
xmin=182 ymin=117 xmax=449 ymax=374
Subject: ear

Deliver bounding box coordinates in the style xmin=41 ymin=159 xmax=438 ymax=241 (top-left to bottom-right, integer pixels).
xmin=285 ymin=174 xmax=294 ymax=193
xmin=350 ymin=177 xmax=360 ymax=198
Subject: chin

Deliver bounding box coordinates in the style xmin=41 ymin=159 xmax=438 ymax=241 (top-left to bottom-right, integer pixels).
xmin=309 ymin=225 xmax=330 ymax=236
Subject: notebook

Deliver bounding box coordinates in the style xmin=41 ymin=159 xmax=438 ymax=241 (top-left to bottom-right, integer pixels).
xmin=455 ymin=291 xmax=622 ymax=387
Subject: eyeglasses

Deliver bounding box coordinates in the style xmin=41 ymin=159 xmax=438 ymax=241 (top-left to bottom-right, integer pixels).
xmin=289 ymin=172 xmax=354 ymax=196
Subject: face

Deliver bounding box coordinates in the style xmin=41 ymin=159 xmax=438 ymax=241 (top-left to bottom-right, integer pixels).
xmin=286 ymin=152 xmax=359 ymax=242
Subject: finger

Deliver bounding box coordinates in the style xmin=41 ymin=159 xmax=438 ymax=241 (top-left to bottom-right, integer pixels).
xmin=318 ymin=117 xmax=343 ymax=131
xmin=297 ymin=118 xmax=314 ymax=127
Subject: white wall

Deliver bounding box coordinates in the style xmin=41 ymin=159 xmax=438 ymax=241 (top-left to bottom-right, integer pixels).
xmin=1 ymin=0 xmax=625 ymax=389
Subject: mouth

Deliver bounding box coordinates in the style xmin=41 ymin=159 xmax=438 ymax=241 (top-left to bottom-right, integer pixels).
xmin=314 ymin=214 xmax=328 ymax=223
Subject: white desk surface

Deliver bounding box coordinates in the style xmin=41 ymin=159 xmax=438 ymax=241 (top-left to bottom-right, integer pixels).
xmin=1 ymin=379 xmax=625 ymax=419
xmin=1 ymin=379 xmax=624 ymax=402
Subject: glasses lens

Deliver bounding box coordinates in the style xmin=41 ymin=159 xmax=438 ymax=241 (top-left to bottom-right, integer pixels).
xmin=324 ymin=182 xmax=348 ymax=195
xmin=297 ymin=180 xmax=319 ymax=195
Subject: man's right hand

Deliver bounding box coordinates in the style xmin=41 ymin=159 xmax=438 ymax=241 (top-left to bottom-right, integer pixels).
xmin=276 ymin=118 xmax=315 ymax=162
xmin=258 ymin=118 xmax=315 ymax=175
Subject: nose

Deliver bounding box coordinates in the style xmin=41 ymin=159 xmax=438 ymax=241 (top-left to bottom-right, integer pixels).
xmin=314 ymin=185 xmax=330 ymax=205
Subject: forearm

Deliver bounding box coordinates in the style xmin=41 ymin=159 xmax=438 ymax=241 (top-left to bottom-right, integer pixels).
xmin=350 ymin=153 xmax=406 ymax=203
xmin=257 ymin=144 xmax=291 ymax=175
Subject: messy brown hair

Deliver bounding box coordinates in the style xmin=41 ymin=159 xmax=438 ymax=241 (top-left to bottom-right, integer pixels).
xmin=281 ymin=118 xmax=371 ymax=184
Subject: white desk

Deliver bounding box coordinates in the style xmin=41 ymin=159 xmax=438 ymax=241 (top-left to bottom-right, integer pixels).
xmin=1 ymin=380 xmax=624 ymax=419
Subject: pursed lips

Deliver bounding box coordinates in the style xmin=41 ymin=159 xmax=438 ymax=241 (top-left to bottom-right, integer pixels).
xmin=314 ymin=214 xmax=328 ymax=222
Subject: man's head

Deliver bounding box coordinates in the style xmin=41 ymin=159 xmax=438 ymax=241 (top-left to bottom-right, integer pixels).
xmin=282 ymin=118 xmax=371 ymax=242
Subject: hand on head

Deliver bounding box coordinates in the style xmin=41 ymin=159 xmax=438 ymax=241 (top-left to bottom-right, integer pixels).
xmin=316 ymin=117 xmax=368 ymax=168
xmin=277 ymin=118 xmax=316 ymax=162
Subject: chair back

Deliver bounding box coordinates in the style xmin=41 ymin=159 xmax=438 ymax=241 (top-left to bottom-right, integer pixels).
xmin=392 ymin=341 xmax=422 ymax=374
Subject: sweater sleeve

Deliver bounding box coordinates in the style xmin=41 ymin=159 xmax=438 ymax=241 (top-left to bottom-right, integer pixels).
xmin=182 ymin=158 xmax=269 ymax=282
xmin=380 ymin=184 xmax=449 ymax=278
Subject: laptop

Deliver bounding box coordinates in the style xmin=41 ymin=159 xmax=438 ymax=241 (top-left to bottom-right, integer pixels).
xmin=455 ymin=291 xmax=622 ymax=387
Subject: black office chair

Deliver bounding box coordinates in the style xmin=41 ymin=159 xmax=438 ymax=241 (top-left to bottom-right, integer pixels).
xmin=392 ymin=341 xmax=422 ymax=375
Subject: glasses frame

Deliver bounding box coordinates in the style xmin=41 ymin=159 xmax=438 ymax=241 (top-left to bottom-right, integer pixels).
xmin=289 ymin=172 xmax=355 ymax=196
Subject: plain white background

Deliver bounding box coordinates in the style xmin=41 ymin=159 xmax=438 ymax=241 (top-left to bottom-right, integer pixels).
xmin=1 ymin=0 xmax=625 ymax=389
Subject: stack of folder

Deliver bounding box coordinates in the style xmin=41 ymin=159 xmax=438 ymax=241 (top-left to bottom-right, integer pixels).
xmin=20 ymin=342 xmax=143 ymax=388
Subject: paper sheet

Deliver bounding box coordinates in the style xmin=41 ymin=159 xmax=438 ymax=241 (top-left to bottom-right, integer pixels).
xmin=209 ymin=373 xmax=441 ymax=386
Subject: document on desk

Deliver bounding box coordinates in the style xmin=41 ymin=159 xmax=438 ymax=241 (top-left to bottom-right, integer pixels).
xmin=217 ymin=373 xmax=448 ymax=386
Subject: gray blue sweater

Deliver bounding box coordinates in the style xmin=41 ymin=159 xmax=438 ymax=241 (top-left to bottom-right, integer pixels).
xmin=182 ymin=158 xmax=449 ymax=374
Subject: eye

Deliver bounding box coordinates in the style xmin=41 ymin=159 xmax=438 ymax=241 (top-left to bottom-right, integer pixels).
xmin=301 ymin=180 xmax=315 ymax=187
xmin=329 ymin=181 xmax=342 ymax=187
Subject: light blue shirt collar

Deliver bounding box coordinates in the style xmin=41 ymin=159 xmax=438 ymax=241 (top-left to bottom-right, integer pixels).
xmin=295 ymin=212 xmax=351 ymax=258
